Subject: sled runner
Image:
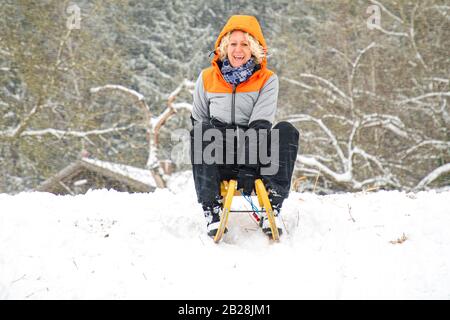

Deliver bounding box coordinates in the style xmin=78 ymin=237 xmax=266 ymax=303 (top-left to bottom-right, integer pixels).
xmin=213 ymin=179 xmax=280 ymax=243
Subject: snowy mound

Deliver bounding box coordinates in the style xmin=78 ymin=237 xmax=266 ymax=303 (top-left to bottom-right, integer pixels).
xmin=1 ymin=174 xmax=449 ymax=299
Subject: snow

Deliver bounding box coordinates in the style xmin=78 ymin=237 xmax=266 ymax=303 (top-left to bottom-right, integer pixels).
xmin=1 ymin=172 xmax=449 ymax=299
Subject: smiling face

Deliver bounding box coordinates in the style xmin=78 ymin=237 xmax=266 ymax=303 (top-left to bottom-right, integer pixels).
xmin=227 ymin=30 xmax=252 ymax=68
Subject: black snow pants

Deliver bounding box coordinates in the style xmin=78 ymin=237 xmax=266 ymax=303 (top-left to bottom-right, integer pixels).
xmin=190 ymin=120 xmax=299 ymax=206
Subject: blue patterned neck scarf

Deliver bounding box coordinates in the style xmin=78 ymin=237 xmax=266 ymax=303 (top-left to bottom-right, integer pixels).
xmin=220 ymin=57 xmax=256 ymax=85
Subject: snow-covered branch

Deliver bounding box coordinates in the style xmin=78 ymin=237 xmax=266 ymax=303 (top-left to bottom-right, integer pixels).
xmin=350 ymin=42 xmax=377 ymax=90
xmin=347 ymin=120 xmax=360 ymax=173
xmin=296 ymin=152 xmax=400 ymax=190
xmin=401 ymin=140 xmax=450 ymax=159
xmin=1 ymin=103 xmax=42 ymax=140
xmin=296 ymin=155 xmax=352 ymax=183
xmin=370 ymin=0 xmax=404 ymax=24
xmin=352 ymin=147 xmax=400 ymax=188
xmin=369 ymin=24 xmax=409 ymax=37
xmin=414 ymin=163 xmax=450 ymax=190
xmin=322 ymin=114 xmax=353 ymax=125
xmin=152 ymin=80 xmax=194 ymax=147
xmin=90 ymin=84 xmax=165 ymax=186
xmin=398 ymin=92 xmax=450 ymax=105
xmin=280 ymin=77 xmax=314 ymax=91
xmin=172 ymin=102 xmax=193 ymax=111
xmin=361 ymin=114 xmax=410 ymax=139
xmin=431 ymin=5 xmax=450 ymax=20
xmin=329 ymin=48 xmax=353 ymax=66
xmin=19 ymin=125 xmax=136 ymax=139
xmin=299 ymin=73 xmax=351 ymax=104
xmin=90 ymin=80 xmax=193 ymax=181
xmin=167 ymin=79 xmax=195 ymax=100
xmin=409 ymin=3 xmax=428 ymax=70
xmin=90 ymin=85 xmax=149 ymax=113
xmin=288 ymin=111 xmax=407 ymax=190
xmin=352 ymin=146 xmax=386 ymax=174
xmin=287 ymin=114 xmax=346 ymax=166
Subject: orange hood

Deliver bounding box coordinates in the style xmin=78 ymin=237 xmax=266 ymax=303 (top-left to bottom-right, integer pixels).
xmin=212 ymin=15 xmax=268 ymax=69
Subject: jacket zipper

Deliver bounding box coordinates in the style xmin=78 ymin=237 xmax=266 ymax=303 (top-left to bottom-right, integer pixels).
xmin=231 ymin=84 xmax=240 ymax=147
xmin=231 ymin=84 xmax=237 ymax=125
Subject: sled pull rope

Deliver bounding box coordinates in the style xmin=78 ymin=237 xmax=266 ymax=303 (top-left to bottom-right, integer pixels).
xmin=240 ymin=191 xmax=261 ymax=222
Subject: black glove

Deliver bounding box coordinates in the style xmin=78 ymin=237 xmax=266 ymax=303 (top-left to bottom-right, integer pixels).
xmin=237 ymin=168 xmax=256 ymax=196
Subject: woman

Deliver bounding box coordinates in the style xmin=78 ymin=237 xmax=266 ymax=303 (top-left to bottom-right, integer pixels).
xmin=190 ymin=15 xmax=299 ymax=238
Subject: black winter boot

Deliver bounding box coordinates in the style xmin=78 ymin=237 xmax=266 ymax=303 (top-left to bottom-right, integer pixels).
xmin=259 ymin=188 xmax=284 ymax=237
xmin=202 ymin=198 xmax=227 ymax=237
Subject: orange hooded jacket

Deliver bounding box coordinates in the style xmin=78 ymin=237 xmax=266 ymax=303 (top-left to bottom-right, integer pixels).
xmin=192 ymin=15 xmax=279 ymax=127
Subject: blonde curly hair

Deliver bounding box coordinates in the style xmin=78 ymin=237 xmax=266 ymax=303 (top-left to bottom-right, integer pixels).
xmin=217 ymin=30 xmax=265 ymax=64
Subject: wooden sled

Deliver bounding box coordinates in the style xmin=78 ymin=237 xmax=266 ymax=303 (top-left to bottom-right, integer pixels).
xmin=213 ymin=179 xmax=280 ymax=243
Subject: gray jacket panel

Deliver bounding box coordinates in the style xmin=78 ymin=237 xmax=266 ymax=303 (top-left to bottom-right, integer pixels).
xmin=192 ymin=72 xmax=279 ymax=126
